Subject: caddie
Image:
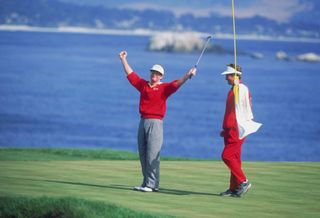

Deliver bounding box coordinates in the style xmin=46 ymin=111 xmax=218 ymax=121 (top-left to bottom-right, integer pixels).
xmin=219 ymin=64 xmax=262 ymax=197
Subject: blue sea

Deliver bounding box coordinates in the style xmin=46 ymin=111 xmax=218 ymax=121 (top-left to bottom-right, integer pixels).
xmin=0 ymin=30 xmax=319 ymax=161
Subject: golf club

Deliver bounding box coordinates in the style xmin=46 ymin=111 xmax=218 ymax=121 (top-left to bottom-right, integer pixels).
xmin=189 ymin=35 xmax=213 ymax=79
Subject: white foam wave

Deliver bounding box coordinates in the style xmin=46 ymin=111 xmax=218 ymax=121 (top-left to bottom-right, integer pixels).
xmin=296 ymin=53 xmax=320 ymax=62
xmin=276 ymin=51 xmax=320 ymax=62
xmin=0 ymin=25 xmax=155 ymax=36
xmin=276 ymin=51 xmax=290 ymax=61
xmin=1 ymin=25 xmax=320 ymax=43
xmin=147 ymin=32 xmax=205 ymax=52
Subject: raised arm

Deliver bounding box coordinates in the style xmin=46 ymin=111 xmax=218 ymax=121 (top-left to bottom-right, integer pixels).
xmin=119 ymin=51 xmax=133 ymax=76
xmin=176 ymin=67 xmax=197 ymax=87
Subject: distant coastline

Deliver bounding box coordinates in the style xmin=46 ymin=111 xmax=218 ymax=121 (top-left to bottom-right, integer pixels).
xmin=1 ymin=25 xmax=320 ymax=43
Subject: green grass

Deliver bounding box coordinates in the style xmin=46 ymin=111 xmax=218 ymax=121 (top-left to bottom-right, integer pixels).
xmin=0 ymin=148 xmax=320 ymax=218
xmin=0 ymin=196 xmax=172 ymax=218
xmin=0 ymin=148 xmax=201 ymax=161
xmin=0 ymin=148 xmax=140 ymax=161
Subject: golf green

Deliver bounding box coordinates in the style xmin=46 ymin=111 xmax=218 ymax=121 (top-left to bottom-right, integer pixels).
xmin=1 ymin=151 xmax=319 ymax=218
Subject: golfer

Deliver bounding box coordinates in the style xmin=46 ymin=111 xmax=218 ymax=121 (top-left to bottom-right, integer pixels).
xmin=219 ymin=64 xmax=262 ymax=197
xmin=119 ymin=50 xmax=196 ymax=192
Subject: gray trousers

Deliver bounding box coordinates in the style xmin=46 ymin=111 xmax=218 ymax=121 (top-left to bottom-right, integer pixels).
xmin=138 ymin=118 xmax=163 ymax=189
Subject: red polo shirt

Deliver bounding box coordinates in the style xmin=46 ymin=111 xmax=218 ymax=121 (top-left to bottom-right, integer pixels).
xmin=127 ymin=72 xmax=180 ymax=120
xmin=223 ymin=84 xmax=252 ymax=130
xmin=223 ymin=88 xmax=237 ymax=130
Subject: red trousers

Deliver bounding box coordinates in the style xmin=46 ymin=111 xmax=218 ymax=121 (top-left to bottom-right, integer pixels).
xmin=222 ymin=128 xmax=247 ymax=191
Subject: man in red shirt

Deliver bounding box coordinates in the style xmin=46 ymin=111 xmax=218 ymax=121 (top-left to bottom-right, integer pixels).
xmin=119 ymin=50 xmax=196 ymax=192
xmin=219 ymin=63 xmax=260 ymax=197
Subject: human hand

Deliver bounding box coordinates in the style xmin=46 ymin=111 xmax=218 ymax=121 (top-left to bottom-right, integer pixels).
xmin=188 ymin=67 xmax=197 ymax=78
xmin=119 ymin=51 xmax=127 ymax=60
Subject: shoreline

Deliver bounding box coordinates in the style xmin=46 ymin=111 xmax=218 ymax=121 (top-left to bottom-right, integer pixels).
xmin=0 ymin=25 xmax=320 ymax=43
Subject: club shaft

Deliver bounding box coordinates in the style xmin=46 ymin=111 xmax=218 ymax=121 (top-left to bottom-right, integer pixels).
xmin=195 ymin=37 xmax=212 ymax=67
xmin=189 ymin=36 xmax=212 ymax=79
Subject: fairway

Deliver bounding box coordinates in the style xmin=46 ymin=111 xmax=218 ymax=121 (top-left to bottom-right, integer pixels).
xmin=1 ymin=153 xmax=320 ymax=218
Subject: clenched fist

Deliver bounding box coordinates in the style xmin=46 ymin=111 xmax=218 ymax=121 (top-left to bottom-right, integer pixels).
xmin=119 ymin=51 xmax=127 ymax=60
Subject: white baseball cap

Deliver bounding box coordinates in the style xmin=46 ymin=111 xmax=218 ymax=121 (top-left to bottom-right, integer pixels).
xmin=150 ymin=64 xmax=164 ymax=76
xmin=221 ymin=66 xmax=242 ymax=75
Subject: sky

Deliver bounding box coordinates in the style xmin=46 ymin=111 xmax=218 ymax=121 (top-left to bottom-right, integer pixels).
xmin=60 ymin=0 xmax=317 ymax=23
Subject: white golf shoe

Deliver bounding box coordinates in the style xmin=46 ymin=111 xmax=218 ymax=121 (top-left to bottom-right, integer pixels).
xmin=133 ymin=186 xmax=142 ymax=191
xmin=140 ymin=186 xmax=153 ymax=192
xmin=133 ymin=186 xmax=158 ymax=192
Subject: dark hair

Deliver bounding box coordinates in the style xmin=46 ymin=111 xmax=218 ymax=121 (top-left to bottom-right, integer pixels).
xmin=227 ymin=63 xmax=242 ymax=79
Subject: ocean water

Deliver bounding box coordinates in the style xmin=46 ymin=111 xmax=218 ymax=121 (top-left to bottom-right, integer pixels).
xmin=0 ymin=31 xmax=319 ymax=161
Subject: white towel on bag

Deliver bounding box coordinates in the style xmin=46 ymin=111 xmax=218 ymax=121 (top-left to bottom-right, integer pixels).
xmin=236 ymin=84 xmax=262 ymax=139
